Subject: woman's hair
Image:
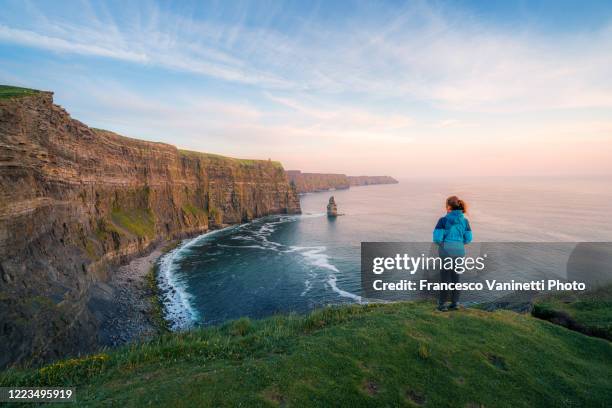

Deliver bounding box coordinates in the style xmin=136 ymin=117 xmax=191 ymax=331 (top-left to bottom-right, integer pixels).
xmin=446 ymin=195 xmax=467 ymax=213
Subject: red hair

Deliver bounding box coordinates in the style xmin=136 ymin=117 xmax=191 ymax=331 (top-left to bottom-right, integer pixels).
xmin=446 ymin=195 xmax=467 ymax=213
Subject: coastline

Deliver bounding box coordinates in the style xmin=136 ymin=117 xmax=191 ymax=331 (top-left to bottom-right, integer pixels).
xmin=97 ymin=242 xmax=173 ymax=347
xmin=101 ymin=223 xmax=247 ymax=345
xmin=101 ymin=179 xmax=494 ymax=347
xmin=156 ymin=223 xmax=254 ymax=330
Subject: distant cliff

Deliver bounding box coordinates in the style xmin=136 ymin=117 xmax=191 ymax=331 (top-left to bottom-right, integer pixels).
xmin=0 ymin=89 xmax=300 ymax=368
xmin=285 ymin=170 xmax=350 ymax=193
xmin=348 ymin=175 xmax=398 ymax=186
xmin=286 ymin=170 xmax=398 ymax=193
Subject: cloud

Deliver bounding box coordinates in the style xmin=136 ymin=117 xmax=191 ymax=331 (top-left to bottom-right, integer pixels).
xmin=0 ymin=6 xmax=292 ymax=88
xmin=1 ymin=1 xmax=611 ymax=176
xmin=0 ymin=24 xmax=148 ymax=62
xmin=265 ymin=93 xmax=413 ymax=131
xmin=1 ymin=2 xmax=611 ymax=112
xmin=64 ymin=79 xmax=412 ymax=151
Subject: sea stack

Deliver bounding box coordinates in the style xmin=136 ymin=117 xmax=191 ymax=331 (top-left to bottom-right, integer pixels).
xmin=327 ymin=196 xmax=338 ymax=217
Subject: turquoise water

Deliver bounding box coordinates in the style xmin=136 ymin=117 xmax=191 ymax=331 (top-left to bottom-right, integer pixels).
xmin=157 ymin=177 xmax=612 ymax=330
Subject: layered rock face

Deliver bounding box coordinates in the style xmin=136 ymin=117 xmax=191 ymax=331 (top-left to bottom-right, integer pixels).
xmin=0 ymin=92 xmax=300 ymax=368
xmin=285 ymin=170 xmax=350 ymax=193
xmin=326 ymin=196 xmax=338 ymax=217
xmin=286 ymin=170 xmax=398 ymax=193
xmin=348 ymin=175 xmax=399 ymax=186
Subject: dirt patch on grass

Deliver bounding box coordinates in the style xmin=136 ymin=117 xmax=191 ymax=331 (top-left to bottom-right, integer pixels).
xmin=262 ymin=386 xmax=285 ymax=406
xmin=362 ymin=379 xmax=379 ymax=396
xmin=485 ymin=353 xmax=508 ymax=371
xmin=405 ymin=389 xmax=426 ymax=406
xmin=532 ymin=306 xmax=611 ymax=341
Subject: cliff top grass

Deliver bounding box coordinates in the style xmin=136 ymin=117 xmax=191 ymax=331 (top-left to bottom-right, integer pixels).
xmin=0 ymin=86 xmax=285 ymax=171
xmin=1 ymin=301 xmax=610 ymax=407
xmin=179 ymin=149 xmax=284 ymax=169
xmin=0 ymin=85 xmax=42 ymax=99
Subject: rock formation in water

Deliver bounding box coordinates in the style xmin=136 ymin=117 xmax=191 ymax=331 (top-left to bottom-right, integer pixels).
xmin=327 ymin=196 xmax=338 ymax=217
xmin=0 ymin=89 xmax=301 ymax=368
xmin=348 ymin=175 xmax=399 ymax=186
xmin=286 ymin=170 xmax=398 ymax=193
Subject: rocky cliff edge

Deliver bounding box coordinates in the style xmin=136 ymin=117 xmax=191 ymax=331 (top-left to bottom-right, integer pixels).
xmin=0 ymin=90 xmax=300 ymax=368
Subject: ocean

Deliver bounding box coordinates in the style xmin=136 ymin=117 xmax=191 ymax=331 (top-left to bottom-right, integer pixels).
xmin=157 ymin=176 xmax=612 ymax=330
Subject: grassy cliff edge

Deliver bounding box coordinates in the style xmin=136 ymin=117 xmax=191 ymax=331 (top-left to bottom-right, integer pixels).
xmin=1 ymin=301 xmax=610 ymax=407
xmin=533 ymin=285 xmax=612 ymax=341
xmin=0 ymin=85 xmax=42 ymax=99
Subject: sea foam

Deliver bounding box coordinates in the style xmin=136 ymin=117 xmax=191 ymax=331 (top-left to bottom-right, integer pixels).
xmin=157 ymin=225 xmax=243 ymax=330
xmin=289 ymin=245 xmax=362 ymax=302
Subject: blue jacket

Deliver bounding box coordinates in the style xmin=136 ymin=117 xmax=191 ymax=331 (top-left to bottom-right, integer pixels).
xmin=433 ymin=210 xmax=472 ymax=257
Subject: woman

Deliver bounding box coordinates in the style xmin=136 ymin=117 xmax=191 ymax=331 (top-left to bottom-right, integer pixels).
xmin=433 ymin=196 xmax=472 ymax=311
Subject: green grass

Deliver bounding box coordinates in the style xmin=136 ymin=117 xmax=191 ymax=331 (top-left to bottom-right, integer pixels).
xmin=1 ymin=302 xmax=610 ymax=407
xmin=208 ymin=205 xmax=223 ymax=224
xmin=178 ymin=149 xmax=284 ymax=169
xmin=110 ymin=208 xmax=155 ymax=239
xmin=94 ymin=218 xmax=123 ymax=243
xmin=182 ymin=203 xmax=207 ymax=219
xmin=532 ymin=284 xmax=612 ymax=340
xmin=0 ymin=85 xmax=41 ymax=99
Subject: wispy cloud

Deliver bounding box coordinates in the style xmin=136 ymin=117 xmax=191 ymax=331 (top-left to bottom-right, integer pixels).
xmin=0 ymin=4 xmax=293 ymax=88
xmin=265 ymin=93 xmax=414 ymax=137
xmin=0 ymin=24 xmax=148 ymax=61
xmin=2 ymin=1 xmax=612 ymax=111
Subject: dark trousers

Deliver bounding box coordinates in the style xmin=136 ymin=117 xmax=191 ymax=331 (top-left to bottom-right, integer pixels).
xmin=438 ymin=267 xmax=460 ymax=305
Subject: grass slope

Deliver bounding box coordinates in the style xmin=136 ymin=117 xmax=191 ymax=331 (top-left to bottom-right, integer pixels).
xmin=1 ymin=302 xmax=610 ymax=407
xmin=0 ymin=85 xmax=41 ymax=99
xmin=110 ymin=208 xmax=155 ymax=239
xmin=533 ymin=284 xmax=612 ymax=340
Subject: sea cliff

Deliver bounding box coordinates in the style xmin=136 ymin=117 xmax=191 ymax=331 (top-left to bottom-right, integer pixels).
xmin=286 ymin=170 xmax=398 ymax=193
xmin=285 ymin=170 xmax=350 ymax=193
xmin=0 ymin=89 xmax=300 ymax=368
xmin=348 ymin=175 xmax=398 ymax=186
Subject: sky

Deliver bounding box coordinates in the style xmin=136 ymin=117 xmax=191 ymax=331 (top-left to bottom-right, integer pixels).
xmin=1 ymin=0 xmax=611 ymax=177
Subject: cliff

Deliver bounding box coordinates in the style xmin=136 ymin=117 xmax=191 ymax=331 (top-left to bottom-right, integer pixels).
xmin=285 ymin=170 xmax=350 ymax=193
xmin=286 ymin=170 xmax=398 ymax=193
xmin=0 ymin=89 xmax=300 ymax=368
xmin=348 ymin=175 xmax=398 ymax=186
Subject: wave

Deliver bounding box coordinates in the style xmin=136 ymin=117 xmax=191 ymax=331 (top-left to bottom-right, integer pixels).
xmin=301 ymin=278 xmax=313 ymax=296
xmin=217 ymin=243 xmax=278 ymax=251
xmin=157 ymin=224 xmax=245 ymax=331
xmin=246 ymin=215 xmax=297 ymax=250
xmin=157 ymin=213 xmax=360 ymax=330
xmin=289 ymin=245 xmax=362 ymax=303
xmin=299 ymin=212 xmax=326 ymax=218
xmin=157 ymin=216 xmax=299 ymax=330
xmin=289 ymin=246 xmax=339 ymax=272
xmin=327 ymin=275 xmax=362 ymax=302
xmin=157 ymin=245 xmax=200 ymax=331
